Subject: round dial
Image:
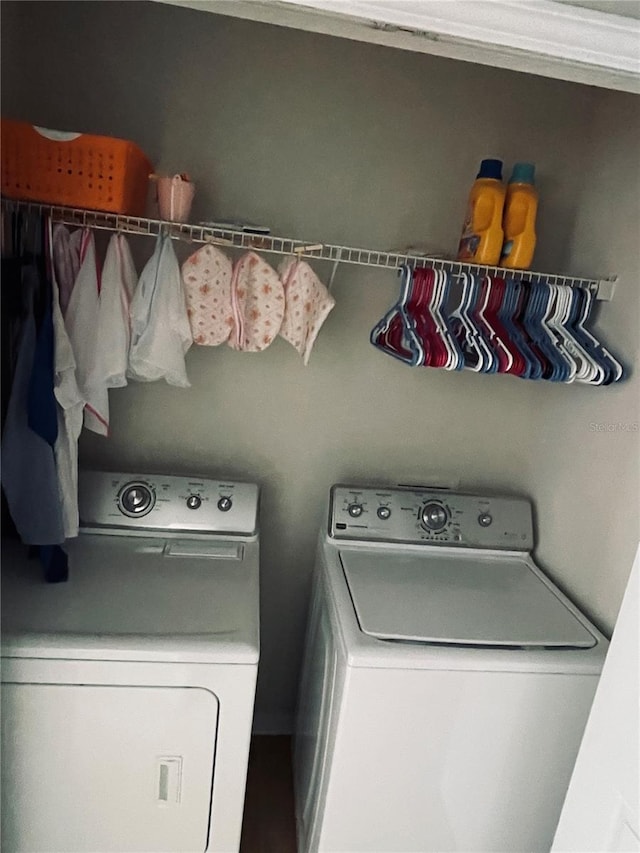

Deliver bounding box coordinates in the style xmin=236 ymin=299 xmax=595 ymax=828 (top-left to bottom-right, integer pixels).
xmin=348 ymin=503 xmax=364 ymax=518
xmin=187 ymin=495 xmax=202 ymax=510
xmin=217 ymin=496 xmax=233 ymax=512
xmin=420 ymin=501 xmax=449 ymax=531
xmin=118 ymin=482 xmax=155 ymax=518
xmin=377 ymin=506 xmax=391 ymax=520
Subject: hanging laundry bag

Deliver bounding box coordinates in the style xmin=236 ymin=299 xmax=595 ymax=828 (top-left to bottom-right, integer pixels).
xmin=278 ymin=257 xmax=335 ymax=365
xmin=129 ymin=232 xmax=192 ymax=387
xmin=228 ymin=251 xmax=285 ymax=352
xmin=182 ymin=244 xmax=234 ymax=345
xmin=93 ymin=233 xmax=137 ymax=389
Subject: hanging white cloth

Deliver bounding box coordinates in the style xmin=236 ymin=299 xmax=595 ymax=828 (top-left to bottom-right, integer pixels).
xmin=128 ymin=232 xmax=192 ymax=387
xmin=51 ymin=223 xmax=82 ymax=316
xmin=64 ymin=229 xmax=110 ymax=435
xmin=49 ymin=219 xmax=84 ymax=539
xmin=92 ymin=233 xmax=137 ymax=390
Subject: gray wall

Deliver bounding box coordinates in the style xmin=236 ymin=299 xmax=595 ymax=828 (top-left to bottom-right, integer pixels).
xmin=528 ymin=86 xmax=640 ymax=631
xmin=2 ymin=0 xmax=638 ymax=731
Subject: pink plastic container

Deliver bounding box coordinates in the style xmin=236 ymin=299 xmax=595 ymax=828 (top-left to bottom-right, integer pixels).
xmin=156 ymin=174 xmax=195 ymax=222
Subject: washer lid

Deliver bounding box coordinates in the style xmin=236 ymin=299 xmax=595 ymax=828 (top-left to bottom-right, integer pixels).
xmin=339 ymin=549 xmax=597 ymax=648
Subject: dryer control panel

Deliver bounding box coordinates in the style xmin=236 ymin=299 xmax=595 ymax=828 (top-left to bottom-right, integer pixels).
xmin=79 ymin=470 xmax=259 ymax=535
xmin=329 ymin=485 xmax=533 ymax=550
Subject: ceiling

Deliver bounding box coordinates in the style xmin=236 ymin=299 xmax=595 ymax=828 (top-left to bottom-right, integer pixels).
xmin=555 ymin=0 xmax=640 ymax=19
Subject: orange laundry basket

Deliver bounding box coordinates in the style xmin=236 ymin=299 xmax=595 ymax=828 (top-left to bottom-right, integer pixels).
xmin=1 ymin=119 xmax=153 ymax=215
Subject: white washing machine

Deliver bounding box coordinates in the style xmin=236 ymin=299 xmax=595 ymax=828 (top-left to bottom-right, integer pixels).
xmin=1 ymin=470 xmax=260 ymax=853
xmin=294 ymin=484 xmax=609 ymax=853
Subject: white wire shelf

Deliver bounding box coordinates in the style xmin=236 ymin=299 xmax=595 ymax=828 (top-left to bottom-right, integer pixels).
xmin=2 ymin=199 xmax=616 ymax=300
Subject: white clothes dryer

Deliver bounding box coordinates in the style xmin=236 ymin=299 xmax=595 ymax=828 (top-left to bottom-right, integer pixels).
xmin=1 ymin=470 xmax=260 ymax=853
xmin=294 ymin=484 xmax=608 ymax=853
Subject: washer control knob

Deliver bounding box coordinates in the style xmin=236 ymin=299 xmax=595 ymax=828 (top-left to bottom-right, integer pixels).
xmin=348 ymin=503 xmax=364 ymax=518
xmin=478 ymin=512 xmax=493 ymax=527
xmin=217 ymin=496 xmax=233 ymax=512
xmin=186 ymin=495 xmax=202 ymax=510
xmin=420 ymin=502 xmax=448 ymax=531
xmin=118 ymin=482 xmax=155 ymax=517
xmin=377 ymin=506 xmax=391 ymax=520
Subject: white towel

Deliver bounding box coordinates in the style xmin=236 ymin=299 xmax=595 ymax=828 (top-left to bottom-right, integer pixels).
xmin=64 ymin=229 xmax=109 ymax=435
xmin=93 ymin=233 xmax=137 ymax=390
xmin=128 ymin=233 xmax=192 ymax=387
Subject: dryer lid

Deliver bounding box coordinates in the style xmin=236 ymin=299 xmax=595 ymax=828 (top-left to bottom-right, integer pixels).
xmin=1 ymin=536 xmax=259 ymax=663
xmin=339 ymin=549 xmax=597 ymax=648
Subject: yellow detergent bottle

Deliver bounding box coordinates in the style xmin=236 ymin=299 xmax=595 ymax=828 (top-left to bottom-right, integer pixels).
xmin=457 ymin=158 xmax=506 ymax=266
xmin=500 ymin=162 xmax=538 ymax=269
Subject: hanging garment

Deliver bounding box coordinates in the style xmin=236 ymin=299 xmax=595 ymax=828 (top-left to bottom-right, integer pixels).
xmin=93 ymin=233 xmax=137 ymax=389
xmin=51 ymin=224 xmax=82 ymax=316
xmin=1 ymin=258 xmax=23 ymax=432
xmin=182 ymin=243 xmax=234 ymax=345
xmin=129 ymin=232 xmax=192 ymax=386
xmin=278 ymin=257 xmax=335 ymax=365
xmin=229 ymin=251 xmax=284 ymax=352
xmin=48 ymin=219 xmax=84 ymax=540
xmin=1 ymin=265 xmax=65 ymax=546
xmin=27 ymin=264 xmax=59 ymax=445
xmin=64 ymin=229 xmax=110 ymax=434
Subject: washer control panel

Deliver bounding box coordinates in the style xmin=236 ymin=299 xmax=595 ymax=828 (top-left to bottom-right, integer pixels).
xmin=330 ymin=485 xmax=533 ymax=550
xmin=79 ymin=470 xmax=259 ymax=535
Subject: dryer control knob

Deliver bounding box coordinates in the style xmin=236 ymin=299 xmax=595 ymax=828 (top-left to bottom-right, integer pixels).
xmin=217 ymin=496 xmax=233 ymax=512
xmin=377 ymin=506 xmax=391 ymax=520
xmin=348 ymin=503 xmax=364 ymax=518
xmin=478 ymin=512 xmax=493 ymax=527
xmin=186 ymin=495 xmax=202 ymax=510
xmin=420 ymin=502 xmax=448 ymax=531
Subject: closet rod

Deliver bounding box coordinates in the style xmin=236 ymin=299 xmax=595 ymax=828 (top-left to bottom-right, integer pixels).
xmin=2 ymin=199 xmax=617 ymax=300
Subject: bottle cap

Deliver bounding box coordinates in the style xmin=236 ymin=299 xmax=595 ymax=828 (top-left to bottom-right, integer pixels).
xmin=476 ymin=159 xmax=503 ymax=181
xmin=510 ymin=162 xmax=536 ymax=184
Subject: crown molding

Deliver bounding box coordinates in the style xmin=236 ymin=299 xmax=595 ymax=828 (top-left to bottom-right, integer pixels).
xmin=154 ymin=0 xmax=640 ymax=93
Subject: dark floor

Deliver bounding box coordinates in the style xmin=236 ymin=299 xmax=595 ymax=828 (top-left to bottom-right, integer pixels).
xmin=240 ymin=736 xmax=298 ymax=853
